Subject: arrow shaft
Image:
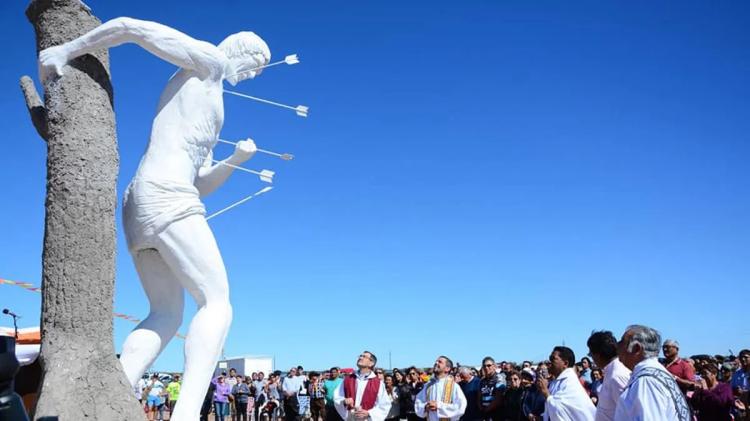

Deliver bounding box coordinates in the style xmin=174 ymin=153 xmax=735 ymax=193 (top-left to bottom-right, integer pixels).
xmin=226 ymin=60 xmax=286 ymax=79
xmin=211 ymin=159 xmax=262 ymax=176
xmin=224 ymin=90 xmax=298 ymax=112
xmin=206 ymin=192 xmax=257 ymax=220
xmin=216 ymin=138 xmax=285 ymax=158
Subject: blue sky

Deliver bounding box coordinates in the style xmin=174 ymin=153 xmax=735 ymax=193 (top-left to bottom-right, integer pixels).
xmin=1 ymin=0 xmax=748 ymax=372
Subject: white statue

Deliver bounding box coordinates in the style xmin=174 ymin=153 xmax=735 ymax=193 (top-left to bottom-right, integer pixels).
xmin=39 ymin=17 xmax=270 ymax=420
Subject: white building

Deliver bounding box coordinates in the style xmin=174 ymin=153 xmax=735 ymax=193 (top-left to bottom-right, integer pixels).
xmin=216 ymin=355 xmax=274 ymax=377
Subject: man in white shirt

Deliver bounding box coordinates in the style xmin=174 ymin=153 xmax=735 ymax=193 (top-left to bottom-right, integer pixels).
xmin=614 ymin=325 xmax=691 ymax=421
xmin=283 ymin=367 xmax=306 ymax=421
xmin=333 ymin=351 xmax=391 ymax=421
xmin=586 ymin=331 xmax=631 ymax=421
xmin=415 ymin=355 xmax=467 ymax=421
xmin=536 ymin=346 xmax=596 ymax=421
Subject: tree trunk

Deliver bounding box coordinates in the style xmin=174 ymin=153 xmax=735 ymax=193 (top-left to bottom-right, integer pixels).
xmin=20 ymin=0 xmax=144 ymax=419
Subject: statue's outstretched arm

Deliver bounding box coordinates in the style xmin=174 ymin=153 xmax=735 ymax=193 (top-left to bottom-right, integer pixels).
xmin=38 ymin=17 xmax=225 ymax=82
xmin=195 ymin=139 xmax=257 ymax=197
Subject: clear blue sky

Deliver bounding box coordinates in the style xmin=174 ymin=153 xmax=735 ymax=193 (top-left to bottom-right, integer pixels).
xmin=1 ymin=0 xmax=748 ymax=372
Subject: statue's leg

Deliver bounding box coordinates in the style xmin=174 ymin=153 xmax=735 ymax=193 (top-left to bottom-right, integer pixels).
xmin=119 ymin=248 xmax=185 ymax=386
xmin=155 ymin=214 xmax=233 ymax=420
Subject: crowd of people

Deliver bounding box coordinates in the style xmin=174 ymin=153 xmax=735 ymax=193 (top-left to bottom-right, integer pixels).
xmin=135 ymin=324 xmax=749 ymax=421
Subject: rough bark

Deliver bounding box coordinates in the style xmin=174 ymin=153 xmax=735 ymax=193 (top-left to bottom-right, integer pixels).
xmin=20 ymin=0 xmax=144 ymax=419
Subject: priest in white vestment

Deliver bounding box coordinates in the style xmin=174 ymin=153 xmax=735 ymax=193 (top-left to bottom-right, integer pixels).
xmin=415 ymin=356 xmax=467 ymax=421
xmin=334 ymin=351 xmax=391 ymax=421
xmin=537 ymin=346 xmax=596 ymax=421
xmin=614 ymin=325 xmax=691 ymax=421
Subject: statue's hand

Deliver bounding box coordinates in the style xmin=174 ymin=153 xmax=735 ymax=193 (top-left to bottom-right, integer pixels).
xmin=38 ymin=45 xmax=70 ymax=82
xmin=229 ymin=138 xmax=257 ymax=164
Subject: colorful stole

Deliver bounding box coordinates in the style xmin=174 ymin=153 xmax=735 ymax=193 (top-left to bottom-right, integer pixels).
xmin=425 ymin=376 xmax=456 ymax=421
xmin=343 ymin=373 xmax=381 ymax=410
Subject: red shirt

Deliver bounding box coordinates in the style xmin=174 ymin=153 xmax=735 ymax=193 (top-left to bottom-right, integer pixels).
xmin=664 ymin=358 xmax=695 ymax=392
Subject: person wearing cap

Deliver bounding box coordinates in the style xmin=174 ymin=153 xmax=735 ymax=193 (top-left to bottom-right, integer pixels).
xmin=166 ymin=374 xmax=182 ymax=415
xmin=662 ymin=339 xmax=696 ymax=394
xmin=145 ymin=373 xmax=167 ymax=421
xmin=586 ymin=330 xmax=631 ymax=421
xmin=215 ymin=375 xmax=233 ymax=421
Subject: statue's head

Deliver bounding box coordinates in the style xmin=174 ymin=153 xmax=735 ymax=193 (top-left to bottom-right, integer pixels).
xmin=219 ymin=31 xmax=271 ymax=86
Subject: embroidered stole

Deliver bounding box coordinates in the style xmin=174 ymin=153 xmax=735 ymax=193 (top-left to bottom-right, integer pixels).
xmin=425 ymin=377 xmax=456 ymax=421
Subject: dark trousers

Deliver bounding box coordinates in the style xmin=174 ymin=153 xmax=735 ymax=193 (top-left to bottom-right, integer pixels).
xmin=284 ymin=398 xmax=299 ymax=421
xmin=235 ymin=401 xmax=248 ymax=421
xmin=407 ymin=413 xmax=426 ymax=421
xmin=310 ymin=398 xmax=326 ymax=421
xmin=325 ymin=405 xmax=342 ymax=421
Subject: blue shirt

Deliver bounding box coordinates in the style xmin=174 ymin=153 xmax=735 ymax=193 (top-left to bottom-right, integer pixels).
xmin=479 ymin=374 xmax=505 ymax=408
xmin=731 ymin=369 xmax=749 ymax=391
xmin=459 ymin=377 xmax=481 ymax=421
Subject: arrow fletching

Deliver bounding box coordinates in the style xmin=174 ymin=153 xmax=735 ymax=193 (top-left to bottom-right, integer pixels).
xmin=259 ymin=169 xmax=275 ymax=184
xmin=295 ymin=105 xmax=309 ymax=117
xmin=285 ymin=54 xmax=300 ymax=65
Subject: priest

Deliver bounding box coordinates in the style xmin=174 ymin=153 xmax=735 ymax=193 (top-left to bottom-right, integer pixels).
xmin=333 ymin=351 xmax=391 ymax=421
xmin=415 ymin=356 xmax=466 ymax=421
xmin=537 ymin=346 xmax=596 ymax=421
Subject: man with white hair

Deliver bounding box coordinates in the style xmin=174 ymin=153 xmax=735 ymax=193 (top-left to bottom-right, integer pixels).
xmin=38 ymin=17 xmax=271 ymax=420
xmin=415 ymin=356 xmax=467 ymax=421
xmin=615 ymin=325 xmax=692 ymax=421
xmin=661 ymin=339 xmax=696 ymax=394
xmin=457 ymin=366 xmax=480 ymax=421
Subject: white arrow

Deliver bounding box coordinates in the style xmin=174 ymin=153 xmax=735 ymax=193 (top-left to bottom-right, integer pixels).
xmin=226 ymin=54 xmax=300 ymax=80
xmin=206 ymin=186 xmax=274 ymax=221
xmin=211 ymin=159 xmax=275 ymax=184
xmin=216 ymin=138 xmax=294 ymax=161
xmin=224 ymin=89 xmax=309 ymax=118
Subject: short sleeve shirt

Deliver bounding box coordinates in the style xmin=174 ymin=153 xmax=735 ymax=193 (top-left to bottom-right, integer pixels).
xmin=479 ymin=375 xmax=505 ymax=408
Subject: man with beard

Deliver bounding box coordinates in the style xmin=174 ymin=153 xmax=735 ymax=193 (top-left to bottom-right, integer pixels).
xmin=325 ymin=367 xmax=345 ymax=421
xmin=536 ymin=346 xmax=596 ymax=421
xmin=415 ymin=356 xmax=467 ymax=421
xmin=334 ymin=351 xmax=391 ymax=421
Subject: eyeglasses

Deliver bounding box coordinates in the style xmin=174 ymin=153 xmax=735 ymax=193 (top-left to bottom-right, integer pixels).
xmin=359 ymin=354 xmax=373 ymax=360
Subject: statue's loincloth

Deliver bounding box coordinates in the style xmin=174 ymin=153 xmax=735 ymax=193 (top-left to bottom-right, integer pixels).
xmin=123 ymin=178 xmax=206 ymax=252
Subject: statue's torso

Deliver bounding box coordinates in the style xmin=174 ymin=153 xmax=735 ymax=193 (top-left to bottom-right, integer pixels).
xmin=135 ymin=69 xmax=225 ymax=184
